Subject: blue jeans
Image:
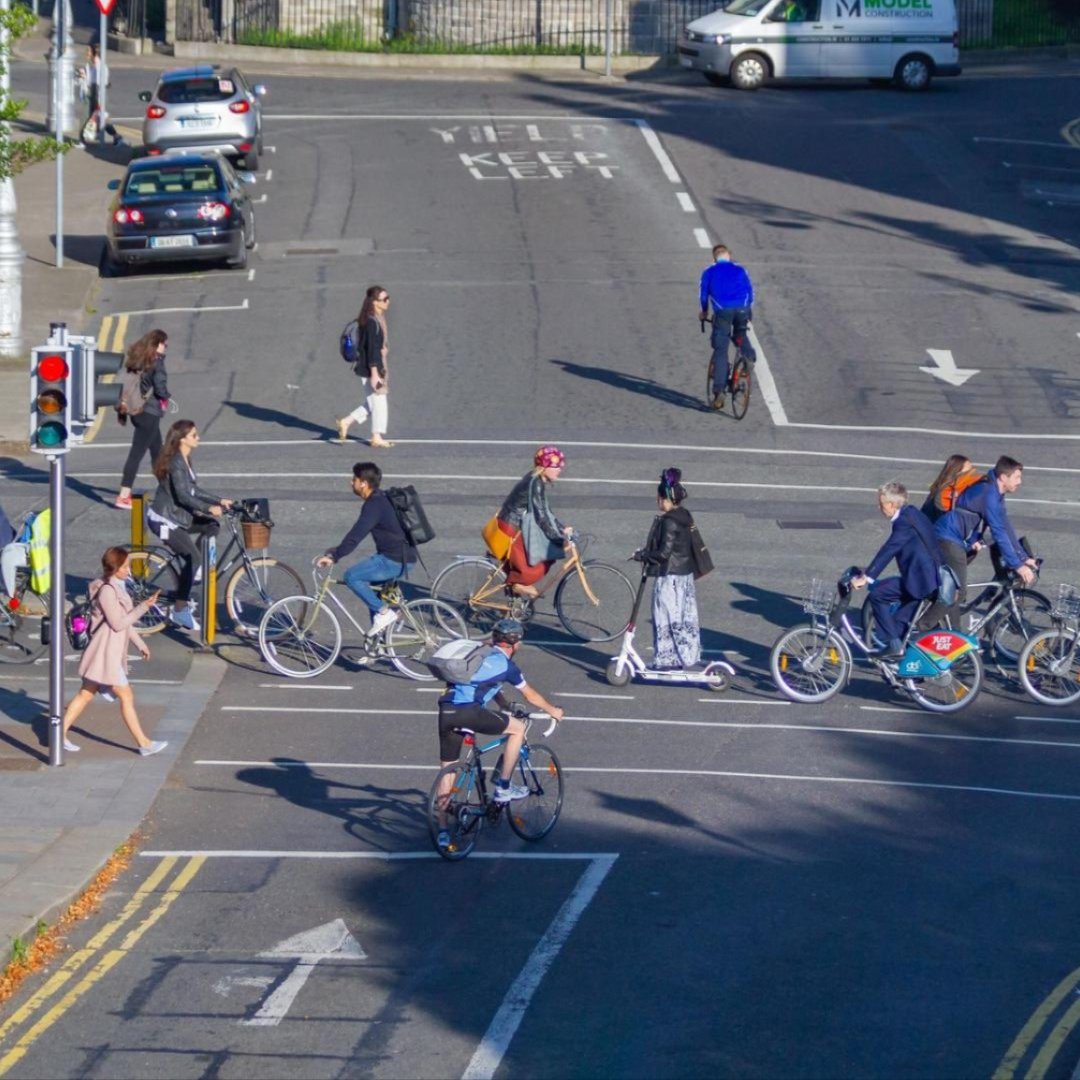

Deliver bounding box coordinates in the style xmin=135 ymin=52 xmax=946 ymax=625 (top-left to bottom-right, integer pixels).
xmin=710 ymin=307 xmax=755 ymax=395
xmin=343 ymin=554 xmax=405 ymax=617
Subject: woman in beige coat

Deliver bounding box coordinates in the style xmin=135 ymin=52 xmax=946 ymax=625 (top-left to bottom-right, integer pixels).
xmin=61 ymin=546 xmax=168 ymax=756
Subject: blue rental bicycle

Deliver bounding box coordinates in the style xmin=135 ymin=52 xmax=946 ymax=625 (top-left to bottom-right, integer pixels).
xmin=770 ymin=569 xmax=983 ymax=714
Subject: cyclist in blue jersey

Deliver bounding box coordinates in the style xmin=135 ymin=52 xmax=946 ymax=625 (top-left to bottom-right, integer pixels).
xmin=699 ymin=243 xmax=756 ymax=410
xmin=435 ymin=619 xmax=563 ymax=848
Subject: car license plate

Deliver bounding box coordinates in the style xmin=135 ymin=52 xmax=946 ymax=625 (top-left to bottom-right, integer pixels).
xmin=150 ymin=235 xmax=196 ymax=248
xmin=179 ymin=116 xmax=215 ymax=129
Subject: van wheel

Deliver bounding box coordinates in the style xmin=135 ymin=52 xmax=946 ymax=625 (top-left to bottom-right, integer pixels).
xmin=895 ymin=54 xmax=932 ymax=91
xmin=730 ymin=53 xmax=769 ymax=91
xmin=703 ymin=72 xmax=727 ymax=87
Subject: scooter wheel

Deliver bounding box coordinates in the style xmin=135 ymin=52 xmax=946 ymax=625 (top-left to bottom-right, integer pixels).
xmin=705 ymin=671 xmax=730 ymax=693
xmin=606 ymin=658 xmax=631 ymax=687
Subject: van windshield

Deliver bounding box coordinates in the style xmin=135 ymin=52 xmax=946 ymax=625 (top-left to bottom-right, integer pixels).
xmin=723 ymin=0 xmax=773 ymax=14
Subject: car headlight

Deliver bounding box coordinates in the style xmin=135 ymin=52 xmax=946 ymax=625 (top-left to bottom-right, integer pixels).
xmin=685 ymin=30 xmax=731 ymax=44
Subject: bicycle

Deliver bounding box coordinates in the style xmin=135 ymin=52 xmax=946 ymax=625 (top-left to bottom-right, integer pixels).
xmin=1017 ymin=584 xmax=1080 ymax=707
xmin=427 ymin=707 xmax=562 ymax=861
xmin=0 ymin=529 xmax=46 ymax=665
xmin=860 ymin=540 xmax=1051 ymax=679
xmin=430 ymin=533 xmax=634 ymax=643
xmin=771 ymin=570 xmax=983 ymax=714
xmin=258 ymin=561 xmax=467 ymax=680
xmin=122 ymin=499 xmax=303 ymax=638
xmin=702 ymin=316 xmax=753 ymax=421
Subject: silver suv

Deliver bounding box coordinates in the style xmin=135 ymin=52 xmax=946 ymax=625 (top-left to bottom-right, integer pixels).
xmin=140 ymin=65 xmax=267 ymax=171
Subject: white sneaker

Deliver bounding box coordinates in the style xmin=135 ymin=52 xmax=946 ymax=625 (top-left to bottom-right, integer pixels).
xmin=100 ymin=690 xmax=117 ymax=703
xmin=493 ymin=782 xmax=530 ymax=804
xmin=169 ymin=606 xmax=200 ymax=632
xmin=63 ymin=738 xmax=80 ymax=752
xmin=369 ymin=606 xmax=397 ymax=636
xmin=139 ymin=740 xmax=168 ymax=757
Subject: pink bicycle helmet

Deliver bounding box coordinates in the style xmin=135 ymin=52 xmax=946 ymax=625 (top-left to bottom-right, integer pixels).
xmin=534 ymin=445 xmax=565 ymax=469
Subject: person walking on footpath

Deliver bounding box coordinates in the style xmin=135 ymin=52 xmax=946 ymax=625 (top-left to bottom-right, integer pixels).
xmin=115 ymin=329 xmax=170 ymax=511
xmin=61 ymin=546 xmax=167 ymax=756
xmin=335 ymin=285 xmax=394 ymax=448
xmin=632 ymin=468 xmax=703 ymax=670
xmin=79 ymin=43 xmax=124 ymax=147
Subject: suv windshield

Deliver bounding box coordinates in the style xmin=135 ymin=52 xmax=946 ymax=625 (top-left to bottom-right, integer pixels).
xmin=157 ymin=76 xmax=235 ymax=104
xmin=723 ymin=0 xmax=774 ymax=14
xmin=125 ymin=164 xmax=223 ymax=197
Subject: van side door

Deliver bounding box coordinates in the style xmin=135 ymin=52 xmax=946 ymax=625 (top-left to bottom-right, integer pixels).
xmin=762 ymin=0 xmax=825 ymax=77
xmin=823 ymin=0 xmax=889 ymax=76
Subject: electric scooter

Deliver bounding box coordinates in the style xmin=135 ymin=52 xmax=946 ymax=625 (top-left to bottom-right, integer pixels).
xmin=605 ymin=569 xmax=734 ymax=692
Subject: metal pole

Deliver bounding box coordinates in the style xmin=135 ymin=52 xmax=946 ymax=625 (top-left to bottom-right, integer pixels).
xmin=199 ymin=530 xmax=216 ymax=649
xmin=53 ymin=0 xmax=65 ymax=268
xmin=48 ymin=450 xmax=65 ymax=767
xmin=98 ymin=10 xmax=107 ymax=145
xmin=0 ymin=0 xmax=25 ymax=360
xmin=604 ymin=0 xmax=612 ymax=78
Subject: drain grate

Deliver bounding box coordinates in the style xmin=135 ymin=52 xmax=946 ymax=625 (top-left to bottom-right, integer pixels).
xmin=776 ymin=520 xmax=844 ymax=530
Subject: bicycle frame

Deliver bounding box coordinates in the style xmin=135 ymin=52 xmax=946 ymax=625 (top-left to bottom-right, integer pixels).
xmin=454 ymin=540 xmax=600 ymax=612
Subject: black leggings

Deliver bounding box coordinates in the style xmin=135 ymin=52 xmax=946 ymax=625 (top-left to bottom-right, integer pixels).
xmin=161 ymin=518 xmax=220 ymax=602
xmin=121 ymin=412 xmax=162 ymax=489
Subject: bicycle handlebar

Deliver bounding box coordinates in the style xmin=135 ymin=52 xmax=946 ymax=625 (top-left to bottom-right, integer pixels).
xmin=509 ymin=705 xmax=558 ymax=738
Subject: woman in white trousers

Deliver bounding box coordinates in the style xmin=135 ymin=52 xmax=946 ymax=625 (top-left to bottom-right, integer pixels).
xmin=336 ymin=285 xmax=393 ymax=448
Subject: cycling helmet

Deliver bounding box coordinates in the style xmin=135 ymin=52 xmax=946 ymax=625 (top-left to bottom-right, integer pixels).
xmin=491 ymin=617 xmax=526 ymax=645
xmin=534 ymin=445 xmax=565 ymax=469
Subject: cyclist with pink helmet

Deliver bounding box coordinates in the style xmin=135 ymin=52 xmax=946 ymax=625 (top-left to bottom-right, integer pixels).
xmin=495 ymin=446 xmax=573 ymax=598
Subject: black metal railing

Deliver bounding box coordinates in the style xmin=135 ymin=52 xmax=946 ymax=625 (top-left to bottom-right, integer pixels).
xmin=959 ymin=0 xmax=1080 ymax=48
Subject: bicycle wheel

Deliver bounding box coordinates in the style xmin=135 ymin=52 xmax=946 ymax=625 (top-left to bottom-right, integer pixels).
xmin=224 ymin=557 xmax=305 ymax=639
xmin=431 ymin=557 xmax=507 ymax=636
xmin=730 ymin=357 xmax=752 ymax=420
xmin=903 ymin=649 xmax=982 ymax=713
xmin=124 ymin=549 xmax=179 ymax=635
xmin=770 ymin=626 xmax=849 ymax=703
xmin=258 ymin=595 xmax=341 ymax=679
xmin=555 ymin=562 xmax=634 ymax=642
xmin=1018 ymin=629 xmax=1080 ymax=706
xmin=988 ymin=588 xmax=1053 ymax=675
xmin=507 ymin=743 xmax=564 ymax=841
xmin=428 ymin=761 xmax=485 ymax=860
xmin=0 ymin=607 xmax=46 ymax=664
xmin=386 ymin=599 xmax=468 ymax=681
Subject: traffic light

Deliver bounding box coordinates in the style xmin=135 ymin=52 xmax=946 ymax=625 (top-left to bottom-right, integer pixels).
xmin=71 ymin=341 xmax=122 ymax=426
xmin=29 ymin=346 xmax=73 ymax=454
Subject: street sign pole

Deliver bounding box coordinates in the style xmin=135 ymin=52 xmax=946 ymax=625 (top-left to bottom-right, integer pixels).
xmin=98 ymin=8 xmax=107 ymax=145
xmin=54 ymin=0 xmax=64 ymax=268
xmin=47 ymin=450 xmax=65 ymax=767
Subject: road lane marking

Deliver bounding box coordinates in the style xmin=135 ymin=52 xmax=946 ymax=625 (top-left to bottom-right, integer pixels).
xmin=747 ymin=324 xmax=788 ymax=426
xmin=256 ymin=683 xmax=355 ymax=690
xmin=265 ymin=168 xmax=273 ymax=181
xmin=191 ymin=762 xmax=1080 ymax=803
xmin=81 ymin=313 xmax=129 ymax=445
xmin=0 ymin=857 xmax=177 ymax=1050
xmin=0 ymin=857 xmax=203 ymax=1077
xmin=109 ymin=300 xmax=250 ymax=316
xmin=462 ymin=855 xmax=617 ymax=1080
xmin=634 ymin=118 xmax=681 ymax=182
xmin=993 ymin=963 xmax=1080 ymax=1079
xmin=676 ymin=192 xmax=695 ymax=212
xmin=974 ymin=136 xmax=1080 ymax=150
xmin=1027 ymin=995 xmax=1080 ymax=1079
xmin=140 ymin=850 xmax=616 ymax=860
xmin=693 ymin=227 xmax=711 ymax=248
xmin=697 ymin=698 xmax=791 ymax=705
xmin=556 ymin=692 xmax=634 ymax=700
xmin=266 ymin=113 xmax=626 ymax=121
xmin=1014 ymin=715 xmax=1080 ymax=726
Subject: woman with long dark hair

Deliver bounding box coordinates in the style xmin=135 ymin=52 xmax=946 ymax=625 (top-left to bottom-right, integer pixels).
xmin=921 ymin=453 xmax=978 ymax=523
xmin=115 ymin=328 xmax=170 ymax=510
xmin=148 ymin=420 xmax=231 ymax=632
xmin=633 ymin=468 xmax=702 ymax=670
xmin=335 ymin=284 xmax=394 ymax=448
xmin=61 ymin=546 xmax=165 ymax=755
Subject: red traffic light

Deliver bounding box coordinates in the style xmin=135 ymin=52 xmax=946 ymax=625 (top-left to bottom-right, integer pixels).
xmin=37 ymin=354 xmax=69 ymax=382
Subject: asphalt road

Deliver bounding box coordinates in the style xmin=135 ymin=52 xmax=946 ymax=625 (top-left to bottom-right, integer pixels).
xmin=3 ymin=58 xmax=1080 ymax=1079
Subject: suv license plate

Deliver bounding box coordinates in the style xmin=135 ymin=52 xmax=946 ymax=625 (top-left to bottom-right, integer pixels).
xmin=180 ymin=116 xmax=215 ymax=128
xmin=150 ymin=235 xmax=196 ymax=248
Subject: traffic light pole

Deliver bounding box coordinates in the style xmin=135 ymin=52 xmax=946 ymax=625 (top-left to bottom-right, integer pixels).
xmin=47 ymin=452 xmax=65 ymax=767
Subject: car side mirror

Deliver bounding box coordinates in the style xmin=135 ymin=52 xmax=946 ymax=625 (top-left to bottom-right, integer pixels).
xmin=138 ymin=90 xmax=152 ymax=103
xmin=238 ymin=171 xmax=256 ymax=185
xmin=106 ymin=179 xmax=120 ymax=190
xmin=253 ymin=84 xmax=267 ymax=97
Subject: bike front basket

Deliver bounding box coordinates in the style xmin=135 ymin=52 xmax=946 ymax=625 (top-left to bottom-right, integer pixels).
xmin=1052 ymin=584 xmax=1080 ymax=622
xmin=803 ymin=578 xmax=835 ymax=615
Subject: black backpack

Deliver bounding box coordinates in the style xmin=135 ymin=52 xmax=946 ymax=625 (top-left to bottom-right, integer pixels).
xmin=65 ymin=597 xmax=96 ymax=650
xmin=385 ymin=486 xmax=435 ymax=547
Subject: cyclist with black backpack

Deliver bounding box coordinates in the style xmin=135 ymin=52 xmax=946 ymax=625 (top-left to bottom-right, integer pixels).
xmin=315 ymin=462 xmax=414 ymax=637
xmin=115 ymin=329 xmax=170 ymax=511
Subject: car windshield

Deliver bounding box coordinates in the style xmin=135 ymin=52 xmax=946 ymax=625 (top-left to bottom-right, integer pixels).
xmin=157 ymin=77 xmax=235 ymax=104
xmin=723 ymin=0 xmax=773 ymax=14
xmin=124 ymin=165 xmax=223 ymax=197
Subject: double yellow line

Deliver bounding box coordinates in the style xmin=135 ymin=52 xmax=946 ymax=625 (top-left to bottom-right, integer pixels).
xmin=994 ymin=962 xmax=1080 ymax=1080
xmin=82 ymin=312 xmax=130 ymax=446
xmin=0 ymin=855 xmax=203 ymax=1076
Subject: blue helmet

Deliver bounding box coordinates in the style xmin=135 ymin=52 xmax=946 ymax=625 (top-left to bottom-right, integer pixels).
xmin=492 ymin=618 xmax=525 ymax=645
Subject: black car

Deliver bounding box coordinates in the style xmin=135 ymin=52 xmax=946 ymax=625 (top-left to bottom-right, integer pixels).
xmin=103 ymin=152 xmax=256 ymax=275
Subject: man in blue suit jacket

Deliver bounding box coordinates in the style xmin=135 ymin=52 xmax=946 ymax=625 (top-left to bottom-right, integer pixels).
xmin=852 ymin=481 xmax=942 ymax=658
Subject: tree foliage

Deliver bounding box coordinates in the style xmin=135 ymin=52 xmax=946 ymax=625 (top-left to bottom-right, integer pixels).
xmin=0 ymin=3 xmax=68 ymax=182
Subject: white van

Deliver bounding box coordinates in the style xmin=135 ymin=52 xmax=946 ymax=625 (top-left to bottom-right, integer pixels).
xmin=678 ymin=0 xmax=960 ymax=91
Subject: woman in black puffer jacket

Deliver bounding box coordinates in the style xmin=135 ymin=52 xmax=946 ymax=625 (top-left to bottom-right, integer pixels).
xmin=633 ymin=468 xmax=701 ymax=670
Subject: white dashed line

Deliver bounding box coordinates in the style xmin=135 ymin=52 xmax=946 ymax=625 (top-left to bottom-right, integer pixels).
xmin=634 ymin=118 xmax=681 ymax=183
xmin=247 ymin=269 xmax=256 ymax=281
xmin=693 ymin=227 xmax=711 ymax=248
xmin=265 ymin=168 xmax=273 ymax=181
xmin=676 ymin=191 xmax=695 ymax=212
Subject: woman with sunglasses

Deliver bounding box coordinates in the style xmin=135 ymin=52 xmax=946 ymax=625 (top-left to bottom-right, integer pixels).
xmin=335 ymin=285 xmax=394 ymax=449
xmin=148 ymin=420 xmax=232 ymax=632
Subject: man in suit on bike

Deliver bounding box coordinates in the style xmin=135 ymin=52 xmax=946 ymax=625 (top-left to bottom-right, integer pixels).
xmin=852 ymin=481 xmax=942 ymax=659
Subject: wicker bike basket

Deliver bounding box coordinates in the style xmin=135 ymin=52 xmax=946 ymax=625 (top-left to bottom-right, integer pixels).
xmin=241 ymin=520 xmax=272 ymax=550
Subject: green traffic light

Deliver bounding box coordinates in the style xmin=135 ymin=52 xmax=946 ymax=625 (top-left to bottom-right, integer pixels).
xmin=36 ymin=420 xmax=67 ymax=448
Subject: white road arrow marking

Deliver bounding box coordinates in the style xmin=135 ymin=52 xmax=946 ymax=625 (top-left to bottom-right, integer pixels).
xmin=919 ymin=348 xmax=979 ymax=388
xmin=240 ymin=919 xmax=367 ymax=1027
